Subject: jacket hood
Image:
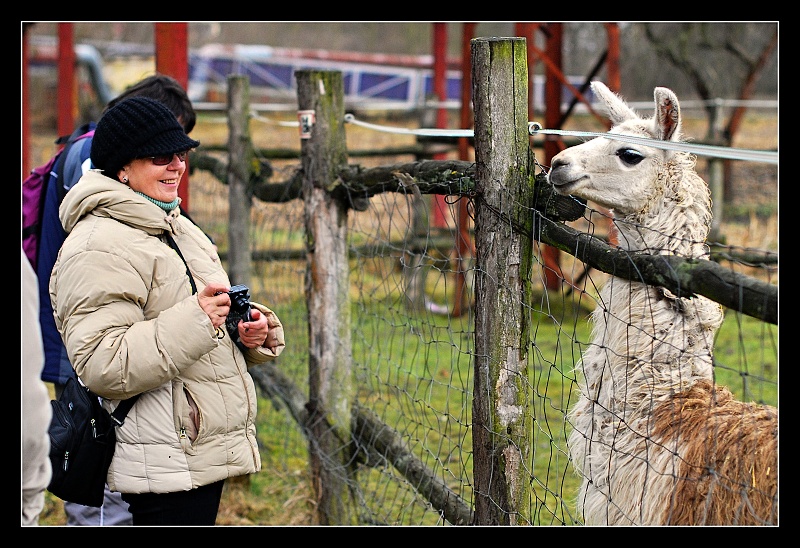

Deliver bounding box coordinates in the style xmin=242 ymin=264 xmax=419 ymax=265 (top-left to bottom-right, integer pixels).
xmin=59 ymin=169 xmax=179 ymax=235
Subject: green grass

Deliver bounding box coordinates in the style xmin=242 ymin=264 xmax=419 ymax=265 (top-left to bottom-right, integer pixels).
xmin=713 ymin=309 xmax=778 ymax=407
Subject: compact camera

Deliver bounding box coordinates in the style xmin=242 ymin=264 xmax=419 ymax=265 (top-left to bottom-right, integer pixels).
xmin=224 ymin=284 xmax=252 ymax=343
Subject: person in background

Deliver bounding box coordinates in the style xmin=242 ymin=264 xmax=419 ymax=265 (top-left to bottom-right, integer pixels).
xmin=22 ymin=247 xmax=52 ymax=526
xmin=49 ymin=96 xmax=286 ymax=525
xmin=36 ymin=74 xmax=196 ymax=525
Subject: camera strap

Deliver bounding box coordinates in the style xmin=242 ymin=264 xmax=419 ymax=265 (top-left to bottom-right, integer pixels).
xmin=164 ymin=233 xmax=197 ymax=295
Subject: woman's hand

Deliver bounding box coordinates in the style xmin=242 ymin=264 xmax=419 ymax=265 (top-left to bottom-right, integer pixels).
xmin=197 ymin=283 xmax=231 ymax=329
xmin=236 ymin=308 xmax=269 ymax=349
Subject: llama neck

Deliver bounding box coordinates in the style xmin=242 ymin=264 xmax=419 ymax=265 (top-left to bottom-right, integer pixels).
xmin=578 ymin=157 xmax=721 ymax=411
xmin=613 ymin=158 xmax=712 ymax=260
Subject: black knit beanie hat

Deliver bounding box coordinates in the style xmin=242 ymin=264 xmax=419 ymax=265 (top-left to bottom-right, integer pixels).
xmin=90 ymin=96 xmax=200 ymax=179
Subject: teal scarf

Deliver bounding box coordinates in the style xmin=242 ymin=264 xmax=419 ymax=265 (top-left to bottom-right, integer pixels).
xmin=136 ymin=191 xmax=179 ymax=212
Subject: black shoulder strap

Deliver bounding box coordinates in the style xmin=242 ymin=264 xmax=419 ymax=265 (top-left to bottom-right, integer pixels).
xmin=164 ymin=232 xmax=198 ymax=295
xmin=110 ymin=395 xmax=139 ymax=427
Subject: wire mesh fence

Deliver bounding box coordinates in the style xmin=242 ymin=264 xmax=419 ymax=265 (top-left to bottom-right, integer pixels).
xmin=187 ymin=150 xmax=777 ymax=524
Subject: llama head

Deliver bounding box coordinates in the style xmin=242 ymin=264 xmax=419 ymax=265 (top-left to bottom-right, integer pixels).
xmin=547 ymin=82 xmax=684 ymax=216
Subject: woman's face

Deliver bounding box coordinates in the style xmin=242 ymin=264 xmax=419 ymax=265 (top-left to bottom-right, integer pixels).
xmin=120 ymin=151 xmax=187 ymax=203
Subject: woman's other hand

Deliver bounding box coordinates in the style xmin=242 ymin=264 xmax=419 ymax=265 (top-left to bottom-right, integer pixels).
xmin=236 ymin=308 xmax=269 ymax=349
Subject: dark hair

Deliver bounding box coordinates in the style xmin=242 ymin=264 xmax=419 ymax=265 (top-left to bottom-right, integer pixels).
xmin=104 ymin=74 xmax=196 ymax=134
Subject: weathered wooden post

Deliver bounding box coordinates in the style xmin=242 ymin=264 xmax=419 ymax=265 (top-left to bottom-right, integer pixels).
xmin=226 ymin=75 xmax=253 ymax=287
xmin=296 ymin=69 xmax=357 ymax=525
xmin=470 ymin=37 xmax=534 ymax=525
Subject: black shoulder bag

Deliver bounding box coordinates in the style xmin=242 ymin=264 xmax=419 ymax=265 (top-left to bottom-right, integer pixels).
xmin=47 ymin=378 xmax=139 ymax=507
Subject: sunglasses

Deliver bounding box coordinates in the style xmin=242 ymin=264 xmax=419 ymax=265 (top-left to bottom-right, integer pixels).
xmin=147 ymin=150 xmax=189 ymax=166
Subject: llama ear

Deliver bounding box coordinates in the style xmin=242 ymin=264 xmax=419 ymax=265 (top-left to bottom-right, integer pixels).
xmin=653 ymin=87 xmax=681 ymax=141
xmin=590 ymin=81 xmax=637 ymax=125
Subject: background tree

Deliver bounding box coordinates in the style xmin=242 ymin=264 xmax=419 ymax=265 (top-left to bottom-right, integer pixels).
xmin=639 ymin=22 xmax=777 ymax=201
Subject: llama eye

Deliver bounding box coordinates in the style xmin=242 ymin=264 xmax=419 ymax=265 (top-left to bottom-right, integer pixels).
xmin=616 ymin=148 xmax=645 ymax=166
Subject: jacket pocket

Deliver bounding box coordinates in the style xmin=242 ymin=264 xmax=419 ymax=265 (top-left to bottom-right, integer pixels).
xmin=172 ymin=380 xmax=200 ymax=454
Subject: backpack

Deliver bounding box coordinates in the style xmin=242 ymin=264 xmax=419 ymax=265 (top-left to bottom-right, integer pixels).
xmin=22 ymin=122 xmax=95 ymax=270
xmin=47 ymin=376 xmax=138 ymax=507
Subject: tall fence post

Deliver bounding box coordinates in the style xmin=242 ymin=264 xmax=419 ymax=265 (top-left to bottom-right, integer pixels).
xmin=708 ymin=98 xmax=725 ymax=237
xmin=471 ymin=37 xmax=534 ymax=525
xmin=296 ymin=69 xmax=357 ymax=525
xmin=226 ymin=75 xmax=253 ymax=287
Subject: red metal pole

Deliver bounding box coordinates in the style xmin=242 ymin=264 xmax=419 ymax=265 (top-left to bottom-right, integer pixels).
xmin=57 ymin=23 xmax=76 ymax=140
xmin=458 ymin=24 xmax=475 ymax=155
xmin=154 ymin=22 xmax=191 ymax=211
xmin=154 ymin=23 xmax=189 ymax=86
xmin=514 ymin=22 xmax=539 ymax=119
xmin=604 ymin=23 xmax=620 ymax=94
xmin=542 ymin=23 xmax=565 ymax=291
xmin=432 ymin=22 xmax=449 ymax=229
xmin=453 ymin=22 xmax=476 ymax=317
xmin=603 ymin=23 xmax=620 ymax=246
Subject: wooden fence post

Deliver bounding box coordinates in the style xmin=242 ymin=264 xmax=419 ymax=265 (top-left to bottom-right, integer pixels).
xmin=226 ymin=75 xmax=254 ymax=287
xmin=708 ymin=99 xmax=725 ymax=237
xmin=471 ymin=37 xmax=534 ymax=525
xmin=296 ymin=69 xmax=357 ymax=525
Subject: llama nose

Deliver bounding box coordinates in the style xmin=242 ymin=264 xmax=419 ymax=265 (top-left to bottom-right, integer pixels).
xmin=550 ymin=158 xmax=568 ymax=171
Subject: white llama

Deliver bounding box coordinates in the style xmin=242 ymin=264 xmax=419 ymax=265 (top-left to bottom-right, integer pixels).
xmin=547 ymin=82 xmax=777 ymax=525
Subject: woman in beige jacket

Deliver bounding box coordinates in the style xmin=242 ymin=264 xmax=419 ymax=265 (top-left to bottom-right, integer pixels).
xmin=49 ymin=97 xmax=285 ymax=525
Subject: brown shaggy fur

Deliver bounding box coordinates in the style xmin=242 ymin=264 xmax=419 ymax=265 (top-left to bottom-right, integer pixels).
xmin=651 ymin=379 xmax=778 ymax=525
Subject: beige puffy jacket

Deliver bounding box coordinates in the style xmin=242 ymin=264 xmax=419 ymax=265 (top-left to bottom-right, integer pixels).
xmin=49 ymin=170 xmax=285 ymax=494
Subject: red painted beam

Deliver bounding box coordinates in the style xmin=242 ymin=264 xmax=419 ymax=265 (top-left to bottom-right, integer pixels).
xmin=453 ymin=22 xmax=477 ymax=317
xmin=154 ymin=23 xmax=191 ymax=212
xmin=432 ymin=23 xmax=449 ymax=229
xmin=542 ymin=23 xmax=564 ymax=290
xmin=57 ymin=23 xmax=75 ymax=140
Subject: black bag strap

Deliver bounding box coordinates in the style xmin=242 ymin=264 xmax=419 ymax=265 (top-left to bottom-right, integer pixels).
xmin=164 ymin=232 xmax=197 ymax=295
xmin=73 ymin=381 xmax=139 ymax=429
xmin=110 ymin=395 xmax=139 ymax=427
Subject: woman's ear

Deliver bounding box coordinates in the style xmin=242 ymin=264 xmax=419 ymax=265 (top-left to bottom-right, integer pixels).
xmin=118 ymin=169 xmax=129 ymax=184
